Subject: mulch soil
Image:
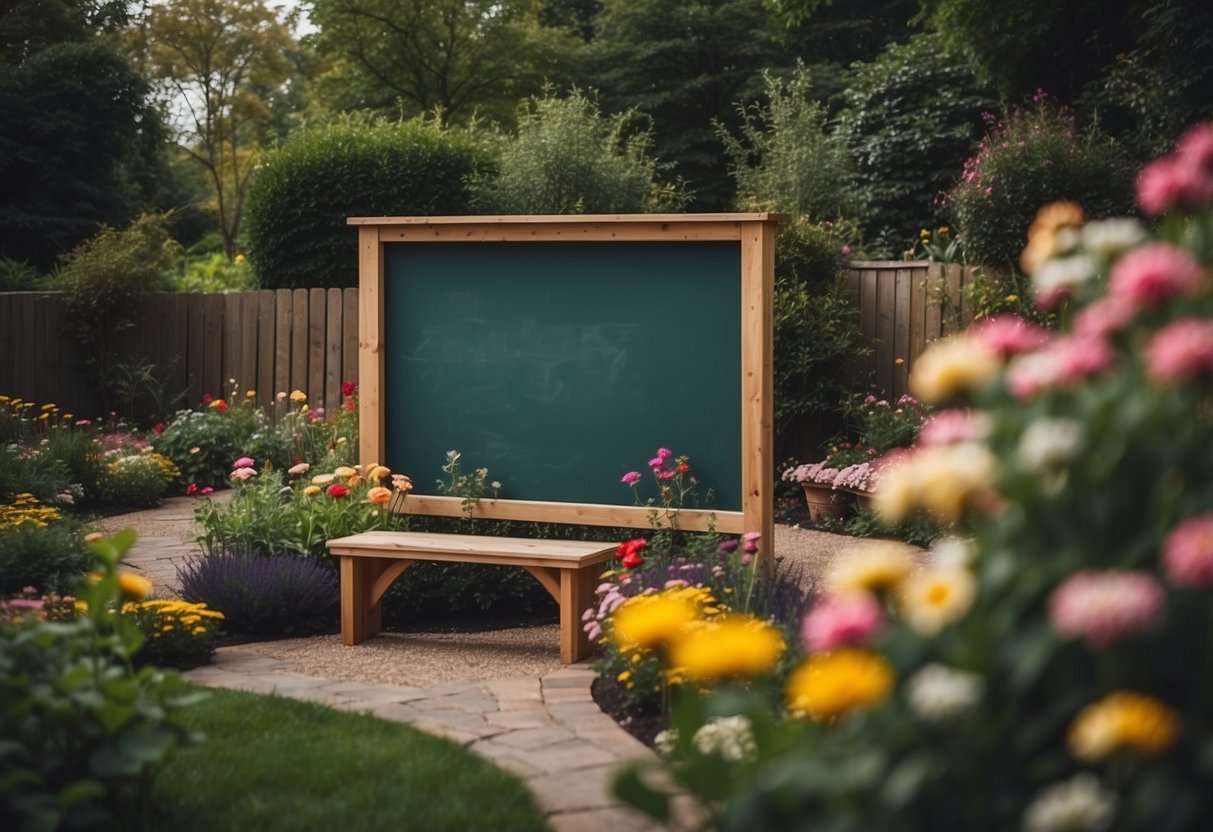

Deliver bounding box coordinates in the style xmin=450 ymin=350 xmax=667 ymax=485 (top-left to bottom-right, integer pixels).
xmin=590 ymin=675 xmax=667 ymax=749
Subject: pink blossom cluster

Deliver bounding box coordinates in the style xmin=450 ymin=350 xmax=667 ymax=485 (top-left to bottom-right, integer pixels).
xmin=583 ymin=580 xmax=630 ymax=642
xmin=969 ymin=314 xmax=1051 ymax=358
xmin=832 ymin=462 xmax=878 ymax=492
xmin=1049 ymin=569 xmax=1165 ymax=648
xmin=1107 ymin=243 xmax=1204 ymax=308
xmin=801 ymin=593 xmax=885 ymax=652
xmin=918 ymin=409 xmax=990 ymax=447
xmin=1161 ymin=513 xmax=1213 ymax=588
xmin=783 ymin=460 xmax=838 ymax=487
xmin=1145 ymin=318 xmax=1213 ymax=384
xmin=1135 ymin=121 xmax=1213 ymax=216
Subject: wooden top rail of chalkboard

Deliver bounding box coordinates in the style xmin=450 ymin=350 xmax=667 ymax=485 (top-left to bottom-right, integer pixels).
xmin=353 ymin=213 xmax=784 ymax=557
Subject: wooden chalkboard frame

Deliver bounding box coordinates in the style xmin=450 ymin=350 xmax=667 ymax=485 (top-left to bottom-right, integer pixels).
xmin=350 ymin=213 xmax=784 ymax=551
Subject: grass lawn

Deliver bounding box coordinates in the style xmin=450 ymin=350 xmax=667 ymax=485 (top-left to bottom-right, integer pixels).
xmin=132 ymin=686 xmax=550 ymax=832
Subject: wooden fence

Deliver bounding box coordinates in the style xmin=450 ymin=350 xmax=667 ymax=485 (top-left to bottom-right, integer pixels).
xmin=843 ymin=261 xmax=981 ymax=401
xmin=0 ymin=262 xmax=982 ymax=416
xmin=0 ymin=289 xmax=359 ymax=417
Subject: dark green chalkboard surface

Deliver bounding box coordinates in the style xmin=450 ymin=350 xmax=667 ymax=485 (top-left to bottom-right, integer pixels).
xmin=383 ymin=242 xmax=743 ymax=510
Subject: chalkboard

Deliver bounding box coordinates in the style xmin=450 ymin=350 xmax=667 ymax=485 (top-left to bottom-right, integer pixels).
xmin=383 ymin=242 xmax=743 ymax=510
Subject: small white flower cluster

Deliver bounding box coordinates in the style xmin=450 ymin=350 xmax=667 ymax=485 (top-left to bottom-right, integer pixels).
xmin=905 ymin=663 xmax=984 ymax=722
xmin=654 ymin=715 xmax=757 ymax=762
xmin=1022 ymin=773 xmax=1117 ymax=832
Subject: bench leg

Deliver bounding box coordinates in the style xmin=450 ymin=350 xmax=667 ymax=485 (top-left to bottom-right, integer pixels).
xmin=340 ymin=556 xmax=383 ymax=645
xmin=559 ymin=565 xmax=599 ymax=664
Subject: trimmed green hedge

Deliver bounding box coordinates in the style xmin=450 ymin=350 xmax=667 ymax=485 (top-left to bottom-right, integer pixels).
xmin=245 ymin=117 xmax=488 ymax=289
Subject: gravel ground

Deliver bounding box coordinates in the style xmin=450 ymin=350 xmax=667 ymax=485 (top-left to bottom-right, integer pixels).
xmin=108 ymin=500 xmax=921 ymax=686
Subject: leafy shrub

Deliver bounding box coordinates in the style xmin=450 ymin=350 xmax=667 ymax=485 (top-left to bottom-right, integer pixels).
xmin=0 ymin=530 xmax=197 ymax=830
xmin=0 ymin=512 xmax=91 ymax=595
xmin=0 ymin=257 xmax=45 ymax=291
xmin=0 ymin=441 xmax=78 ymax=508
xmin=470 ymin=87 xmax=687 ymax=214
xmin=97 ymin=452 xmax=176 ymax=507
xmin=718 ymin=66 xmax=856 ymax=219
xmin=245 ymin=115 xmax=486 ymax=289
xmin=850 ymin=393 xmax=931 ymax=454
xmin=126 ymin=599 xmax=224 ymax=669
xmin=58 ymin=214 xmax=180 ymax=405
xmin=836 ymin=32 xmax=998 ymax=257
xmin=947 ymin=100 xmax=1136 ymax=270
xmin=773 ymin=218 xmax=868 ymax=461
xmin=167 ymin=252 xmax=257 ymax=292
xmin=178 ymin=549 xmax=336 ymax=637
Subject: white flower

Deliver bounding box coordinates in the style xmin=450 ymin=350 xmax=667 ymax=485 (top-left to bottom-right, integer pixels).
xmin=691 ymin=715 xmax=756 ymax=762
xmin=654 ymin=729 xmax=677 ymax=756
xmin=929 ymin=536 xmax=976 ymax=569
xmin=1080 ymin=218 xmax=1147 ymax=259
xmin=1033 ymin=254 xmax=1097 ymax=295
xmin=1018 ymin=417 xmax=1084 ymax=472
xmin=905 ymin=663 xmax=984 ymax=722
xmin=1023 ymin=773 xmax=1117 ymax=832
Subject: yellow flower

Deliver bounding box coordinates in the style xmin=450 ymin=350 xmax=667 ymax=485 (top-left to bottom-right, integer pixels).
xmin=303 ymin=485 xmax=322 ymax=497
xmin=311 ymin=473 xmax=335 ymax=486
xmin=346 ymin=475 xmax=363 ymax=489
xmin=909 ymin=335 xmax=1000 ymax=404
xmin=937 ymin=226 xmax=950 ymax=235
xmin=1069 ymin=692 xmax=1179 ymax=760
xmin=234 ymin=254 xmax=246 ymax=264
xmin=874 ymin=444 xmax=1000 ymax=524
xmin=367 ymin=486 xmax=392 ymax=505
xmin=669 ymin=615 xmax=786 ymax=681
xmin=825 ymin=540 xmax=914 ymax=595
xmin=334 ymin=466 xmax=357 ymax=478
xmin=1005 ymin=294 xmax=1019 ymax=303
xmin=117 ymin=572 xmax=153 ymax=601
xmin=787 ymin=649 xmax=894 ymax=721
xmin=245 ymin=389 xmax=256 ymax=399
xmin=617 ymin=670 xmax=632 ymax=682
xmin=41 ymin=403 xmax=56 ymax=411
xmin=610 ymin=587 xmax=713 ymax=652
xmin=920 ymin=228 xmax=931 ymax=239
xmin=290 ymin=389 xmax=307 ymax=403
xmin=899 ymin=567 xmax=977 ymax=635
xmin=369 ymin=465 xmax=392 ymax=481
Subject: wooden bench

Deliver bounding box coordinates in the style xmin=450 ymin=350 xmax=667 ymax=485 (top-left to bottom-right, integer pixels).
xmin=326 ymin=530 xmax=616 ymax=663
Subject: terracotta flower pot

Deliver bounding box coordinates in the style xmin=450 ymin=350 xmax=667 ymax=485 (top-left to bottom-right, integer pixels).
xmin=802 ymin=483 xmax=848 ymax=523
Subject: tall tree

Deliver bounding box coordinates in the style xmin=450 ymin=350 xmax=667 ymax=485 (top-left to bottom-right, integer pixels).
xmin=138 ymin=0 xmax=295 ymax=259
xmin=0 ymin=0 xmax=164 ymax=270
xmin=590 ymin=0 xmax=782 ymax=210
xmin=309 ymin=0 xmax=576 ymax=125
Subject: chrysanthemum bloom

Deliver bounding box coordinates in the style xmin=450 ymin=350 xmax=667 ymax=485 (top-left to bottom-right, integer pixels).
xmin=1020 ymin=200 xmax=1085 ymax=274
xmin=824 ymin=540 xmax=913 ymax=596
xmin=1031 ymin=255 xmax=1097 ymax=308
xmin=1068 ymin=691 xmax=1180 ymax=760
xmin=1022 ymin=773 xmax=1118 ymax=832
xmin=1072 ymin=295 xmax=1136 ymax=339
xmin=287 ymin=462 xmax=310 ymax=476
xmin=905 ymin=663 xmax=984 ymax=722
xmin=367 ymin=486 xmax=392 ymax=506
xmin=326 ymin=483 xmax=349 ymax=498
xmin=232 ymin=456 xmax=255 ymax=469
xmin=229 ymin=467 xmax=257 ymax=481
xmin=368 ymin=465 xmax=391 ymax=481
xmin=620 ymin=470 xmax=642 ymax=485
xmin=117 ymin=571 xmax=153 ymax=601
xmin=969 ymin=314 xmax=1052 ymax=359
xmin=311 ymin=473 xmax=335 ymax=486
xmin=786 ymin=649 xmax=894 ymax=721
xmin=670 ymin=614 xmax=786 ymax=681
xmin=911 ymin=443 xmax=1000 ymax=522
xmin=1145 ymin=318 xmax=1213 ymax=384
xmin=801 ymin=593 xmax=885 ymax=652
xmin=333 ymin=466 xmax=357 ymax=478
xmin=1107 ymin=243 xmax=1204 ymax=307
xmin=908 ymin=335 xmax=1000 ymax=404
xmin=610 ymin=586 xmax=713 ymax=652
xmin=391 ymin=474 xmax=414 ymax=492
xmin=1136 ymin=121 xmax=1213 ymax=216
xmin=1161 ymin=513 xmax=1213 ymax=588
xmin=303 ymin=485 xmax=322 ymax=497
xmin=691 ymin=715 xmax=757 ymax=761
xmin=289 ymin=389 xmax=307 ymax=403
xmin=899 ymin=567 xmax=977 ymax=635
xmin=1049 ymin=570 xmax=1165 ymax=648
xmin=871 ymin=454 xmax=917 ymax=523
xmin=1006 ymin=336 xmax=1116 ymax=399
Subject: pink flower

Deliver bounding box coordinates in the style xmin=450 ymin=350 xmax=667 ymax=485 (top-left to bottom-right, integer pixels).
xmin=233 ymin=456 xmax=255 ymax=469
xmin=840 ymin=245 xmax=852 ymax=255
xmin=1073 ymin=295 xmax=1136 ymax=339
xmin=969 ymin=314 xmax=1051 ymax=358
xmin=1145 ymin=318 xmax=1213 ymax=384
xmin=620 ymin=470 xmax=642 ymax=486
xmin=1161 ymin=513 xmax=1213 ymax=588
xmin=648 ymin=456 xmax=663 ymax=469
xmin=656 ymin=447 xmax=673 ymax=460
xmin=200 ymin=486 xmax=214 ymax=495
xmin=742 ymin=531 xmax=761 ymax=555
xmin=918 ymin=409 xmax=990 ymax=447
xmin=1108 ymin=243 xmax=1204 ymax=307
xmin=1007 ymin=336 xmax=1116 ymax=399
xmin=230 ymin=467 xmax=257 ymax=481
xmin=185 ymin=483 xmax=198 ymax=496
xmin=1136 ymin=121 xmax=1213 ymax=216
xmin=1049 ymin=570 xmax=1165 ymax=648
xmin=801 ymin=593 xmax=885 ymax=651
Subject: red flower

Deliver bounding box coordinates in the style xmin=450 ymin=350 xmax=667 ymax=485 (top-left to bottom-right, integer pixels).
xmin=201 ymin=393 xmax=213 ymax=404
xmin=342 ymin=398 xmax=355 ymax=412
xmin=152 ymin=422 xmax=166 ymax=435
xmin=327 ymin=483 xmax=349 ymax=498
xmin=621 ymin=551 xmax=644 ymax=569
xmin=212 ymin=399 xmax=229 ymax=412
xmin=341 ymin=381 xmax=357 ymax=397
xmin=185 ymin=483 xmax=198 ymax=496
xmin=676 ymin=463 xmax=691 ymax=474
xmin=616 ymin=538 xmax=647 ymax=565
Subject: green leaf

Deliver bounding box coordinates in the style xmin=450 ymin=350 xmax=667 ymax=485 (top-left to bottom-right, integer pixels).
xmin=612 ymin=763 xmax=671 ymax=822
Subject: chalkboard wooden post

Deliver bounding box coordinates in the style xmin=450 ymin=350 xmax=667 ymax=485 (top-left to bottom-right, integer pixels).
xmin=350 ymin=214 xmax=785 ymax=563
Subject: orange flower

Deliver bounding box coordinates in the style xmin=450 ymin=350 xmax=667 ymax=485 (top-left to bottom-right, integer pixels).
xmin=367 ymin=486 xmax=392 ymax=505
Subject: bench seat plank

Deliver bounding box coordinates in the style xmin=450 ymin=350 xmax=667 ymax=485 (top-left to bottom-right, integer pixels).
xmin=327 ymin=531 xmax=616 ymax=663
